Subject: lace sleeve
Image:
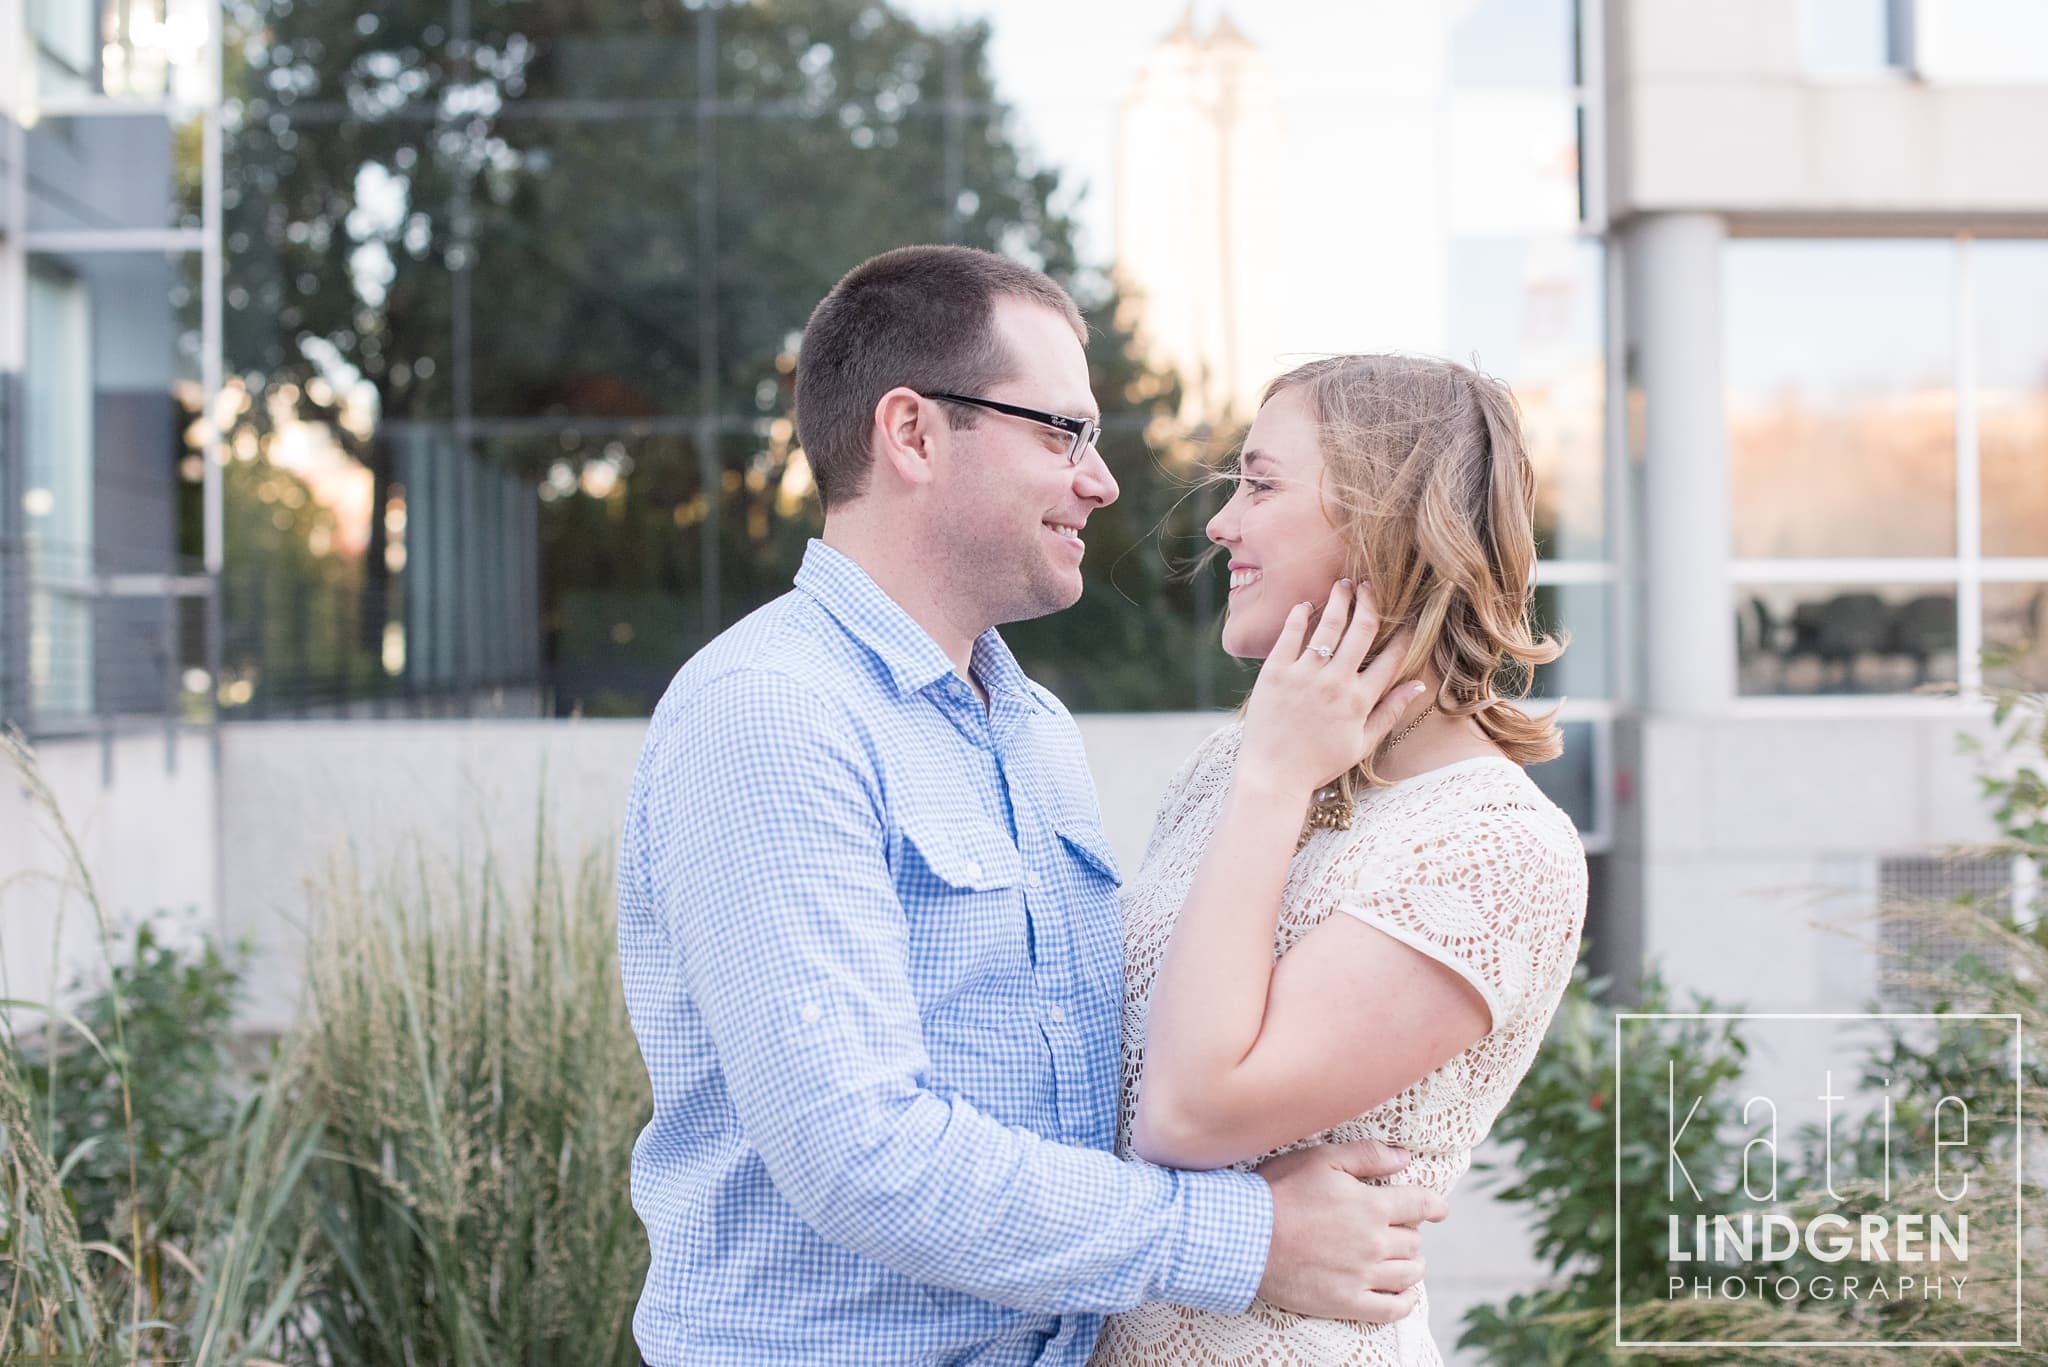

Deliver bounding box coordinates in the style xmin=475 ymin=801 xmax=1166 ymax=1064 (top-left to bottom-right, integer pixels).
xmin=1327 ymin=795 xmax=1587 ymax=1030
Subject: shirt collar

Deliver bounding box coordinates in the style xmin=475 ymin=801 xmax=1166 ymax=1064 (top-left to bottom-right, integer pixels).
xmin=794 ymin=540 xmax=1049 ymax=713
xmin=969 ymin=627 xmax=1046 ymax=713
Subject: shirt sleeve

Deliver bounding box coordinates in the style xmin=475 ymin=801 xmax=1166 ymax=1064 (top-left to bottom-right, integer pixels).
xmin=1327 ymin=799 xmax=1588 ymax=1030
xmin=636 ymin=665 xmax=1273 ymax=1316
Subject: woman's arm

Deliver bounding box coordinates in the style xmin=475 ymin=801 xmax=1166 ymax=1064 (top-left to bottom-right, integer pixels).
xmin=1132 ymin=582 xmax=1491 ymax=1170
xmin=1131 ymin=810 xmax=1491 ymax=1167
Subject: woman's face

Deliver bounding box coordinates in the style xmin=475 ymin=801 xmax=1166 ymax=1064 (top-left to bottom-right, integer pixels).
xmin=1206 ymin=386 xmax=1351 ymax=660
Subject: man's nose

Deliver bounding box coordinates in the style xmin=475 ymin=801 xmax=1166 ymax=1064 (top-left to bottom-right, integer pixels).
xmin=1074 ymin=444 xmax=1119 ymax=507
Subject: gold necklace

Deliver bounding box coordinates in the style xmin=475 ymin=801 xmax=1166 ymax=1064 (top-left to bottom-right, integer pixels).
xmin=1296 ymin=703 xmax=1437 ymax=850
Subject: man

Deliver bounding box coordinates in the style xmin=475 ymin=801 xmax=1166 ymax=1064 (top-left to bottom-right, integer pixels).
xmin=617 ymin=245 xmax=1445 ymax=1365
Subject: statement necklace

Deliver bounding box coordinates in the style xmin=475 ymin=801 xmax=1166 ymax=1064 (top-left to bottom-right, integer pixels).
xmin=1296 ymin=703 xmax=1438 ymax=850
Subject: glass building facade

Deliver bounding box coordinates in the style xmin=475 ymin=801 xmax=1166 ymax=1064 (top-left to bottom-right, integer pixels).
xmin=4 ymin=0 xmax=2044 ymax=845
xmin=1728 ymin=237 xmax=2048 ymax=697
xmin=4 ymin=0 xmax=215 ymax=739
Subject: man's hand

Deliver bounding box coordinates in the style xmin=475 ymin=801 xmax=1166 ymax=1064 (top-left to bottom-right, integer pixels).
xmin=1254 ymin=1140 xmax=1448 ymax=1323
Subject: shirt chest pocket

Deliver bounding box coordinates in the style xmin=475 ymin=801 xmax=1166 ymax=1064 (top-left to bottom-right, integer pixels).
xmin=894 ymin=814 xmax=1029 ymax=1012
xmin=1051 ymin=821 xmax=1124 ymax=996
xmin=1053 ymin=822 xmax=1120 ymax=888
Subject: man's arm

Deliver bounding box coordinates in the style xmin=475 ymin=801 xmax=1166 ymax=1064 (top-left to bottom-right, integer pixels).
xmin=639 ymin=665 xmax=1269 ymax=1316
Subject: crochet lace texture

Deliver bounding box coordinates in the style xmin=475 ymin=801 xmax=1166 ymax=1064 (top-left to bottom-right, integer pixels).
xmin=1089 ymin=722 xmax=1588 ymax=1367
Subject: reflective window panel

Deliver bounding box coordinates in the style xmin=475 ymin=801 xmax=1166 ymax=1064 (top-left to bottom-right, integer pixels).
xmin=1736 ymin=583 xmax=1959 ymax=696
xmin=1803 ymin=0 xmax=1899 ymax=75
xmin=1984 ymin=582 xmax=2048 ymax=693
xmin=1977 ymin=240 xmax=2048 ymax=559
xmin=30 ymin=0 xmax=214 ymax=103
xmin=222 ymin=1 xmax=1607 ymax=718
xmin=1449 ymin=0 xmax=1578 ymax=89
xmin=1450 ymin=237 xmax=1605 ymax=559
xmin=1726 ymin=240 xmax=1957 ymax=559
xmin=1530 ymin=582 xmax=1612 ymax=701
xmin=23 ymin=249 xmax=200 ymax=718
xmin=27 ymin=112 xmax=203 ymax=234
xmin=1526 ymin=716 xmax=1599 ymax=835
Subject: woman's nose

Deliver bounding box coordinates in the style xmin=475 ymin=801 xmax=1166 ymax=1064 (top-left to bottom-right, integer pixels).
xmin=1206 ymin=502 xmax=1234 ymax=546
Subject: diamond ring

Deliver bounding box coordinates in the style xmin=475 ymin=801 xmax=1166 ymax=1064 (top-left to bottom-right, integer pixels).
xmin=1310 ymin=645 xmax=1334 ymax=659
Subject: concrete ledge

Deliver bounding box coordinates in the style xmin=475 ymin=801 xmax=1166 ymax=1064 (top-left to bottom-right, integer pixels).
xmin=0 ymin=729 xmax=218 ymax=1016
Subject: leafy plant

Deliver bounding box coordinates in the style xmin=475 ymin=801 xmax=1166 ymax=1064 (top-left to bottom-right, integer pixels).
xmin=1464 ymin=686 xmax=2048 ymax=1361
xmin=21 ymin=925 xmax=247 ymax=1254
xmin=4 ymin=725 xmax=649 ymax=1366
xmin=3 ymin=729 xmax=315 ymax=1366
xmin=1457 ymin=966 xmax=1753 ymax=1364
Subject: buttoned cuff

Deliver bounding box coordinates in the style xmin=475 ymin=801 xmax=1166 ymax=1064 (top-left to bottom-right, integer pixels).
xmin=1159 ymin=1167 xmax=1274 ymax=1313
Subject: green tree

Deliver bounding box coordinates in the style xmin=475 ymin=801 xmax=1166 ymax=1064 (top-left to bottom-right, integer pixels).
xmin=221 ymin=0 xmax=1229 ymax=714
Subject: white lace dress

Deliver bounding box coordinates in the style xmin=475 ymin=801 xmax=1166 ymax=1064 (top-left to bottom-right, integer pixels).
xmin=1089 ymin=722 xmax=1589 ymax=1367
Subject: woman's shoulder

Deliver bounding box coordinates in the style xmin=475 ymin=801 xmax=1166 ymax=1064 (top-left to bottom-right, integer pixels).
xmin=1371 ymin=753 xmax=1571 ymax=814
xmin=1350 ymin=756 xmax=1586 ymax=869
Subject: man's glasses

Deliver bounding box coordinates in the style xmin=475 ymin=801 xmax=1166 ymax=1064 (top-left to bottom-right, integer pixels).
xmin=924 ymin=392 xmax=1102 ymax=466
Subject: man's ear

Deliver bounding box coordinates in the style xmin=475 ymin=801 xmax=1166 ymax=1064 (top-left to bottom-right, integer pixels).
xmin=871 ymin=387 xmax=938 ymax=488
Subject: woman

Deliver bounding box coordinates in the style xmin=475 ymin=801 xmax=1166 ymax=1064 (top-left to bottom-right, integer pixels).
xmin=1090 ymin=355 xmax=1589 ymax=1366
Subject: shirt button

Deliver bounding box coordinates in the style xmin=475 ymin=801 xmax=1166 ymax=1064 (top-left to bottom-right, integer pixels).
xmin=964 ymin=860 xmax=983 ymax=881
xmin=800 ymin=1004 xmax=822 ymax=1024
xmin=1026 ymin=870 xmax=1042 ymax=890
xmin=1047 ymin=1005 xmax=1066 ymax=1024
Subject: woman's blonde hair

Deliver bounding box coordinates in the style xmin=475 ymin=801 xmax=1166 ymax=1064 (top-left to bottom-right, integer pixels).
xmin=1257 ymin=353 xmax=1565 ymax=790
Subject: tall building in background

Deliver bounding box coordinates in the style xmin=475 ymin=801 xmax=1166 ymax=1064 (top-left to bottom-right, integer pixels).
xmin=1114 ymin=8 xmax=1287 ymax=426
xmin=3 ymin=0 xmax=209 ymax=732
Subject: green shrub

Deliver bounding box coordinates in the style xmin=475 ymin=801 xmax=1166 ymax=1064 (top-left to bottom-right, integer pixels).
xmin=285 ymin=832 xmax=652 ymax=1367
xmin=1462 ymin=686 xmax=2048 ymax=1360
xmin=20 ymin=924 xmax=246 ymax=1252
xmin=3 ymin=730 xmax=650 ymax=1366
xmin=1456 ymin=967 xmax=1753 ymax=1365
xmin=3 ymin=730 xmax=312 ymax=1366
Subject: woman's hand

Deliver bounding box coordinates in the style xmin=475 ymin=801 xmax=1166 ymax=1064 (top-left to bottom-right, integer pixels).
xmin=1238 ymin=579 xmax=1425 ymax=799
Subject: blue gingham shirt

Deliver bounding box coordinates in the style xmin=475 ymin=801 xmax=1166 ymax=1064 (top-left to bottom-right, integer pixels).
xmin=618 ymin=540 xmax=1272 ymax=1366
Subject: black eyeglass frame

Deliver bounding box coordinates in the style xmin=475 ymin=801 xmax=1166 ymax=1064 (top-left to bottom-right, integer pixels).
xmin=923 ymin=392 xmax=1102 ymax=466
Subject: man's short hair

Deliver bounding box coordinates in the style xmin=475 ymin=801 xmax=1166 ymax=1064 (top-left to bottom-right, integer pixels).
xmin=795 ymin=245 xmax=1087 ymax=508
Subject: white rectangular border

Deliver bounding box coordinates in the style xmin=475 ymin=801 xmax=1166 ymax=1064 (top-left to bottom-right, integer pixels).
xmin=1612 ymin=1012 xmax=2024 ymax=1350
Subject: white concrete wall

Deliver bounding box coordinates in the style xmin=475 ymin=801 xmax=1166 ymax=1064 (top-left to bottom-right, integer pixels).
xmin=215 ymin=718 xmax=650 ymax=1029
xmin=1604 ymin=0 xmax=2048 ymax=223
xmin=210 ymin=711 xmax=1231 ymax=1026
xmin=0 ymin=729 xmax=217 ymax=1016
xmin=1625 ymin=211 xmax=1736 ymax=715
xmin=1075 ymin=710 xmax=1232 ymax=865
xmin=1631 ymin=707 xmax=2005 ymax=1111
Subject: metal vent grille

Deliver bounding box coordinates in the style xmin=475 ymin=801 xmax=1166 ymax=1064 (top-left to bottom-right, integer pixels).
xmin=1877 ymin=856 xmax=2015 ymax=1008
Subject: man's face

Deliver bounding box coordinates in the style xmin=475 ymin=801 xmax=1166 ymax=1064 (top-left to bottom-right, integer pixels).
xmin=931 ymin=296 xmax=1119 ymax=627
